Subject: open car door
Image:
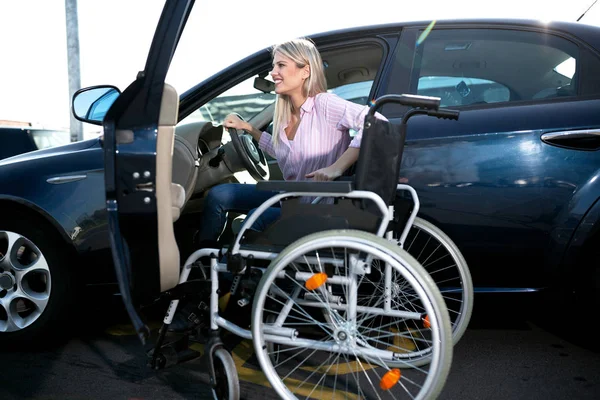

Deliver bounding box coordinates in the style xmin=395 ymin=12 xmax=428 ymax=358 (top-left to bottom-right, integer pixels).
xmin=103 ymin=0 xmax=194 ymax=344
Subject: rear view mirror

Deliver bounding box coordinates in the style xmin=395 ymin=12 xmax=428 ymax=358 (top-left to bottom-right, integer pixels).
xmin=72 ymin=85 xmax=121 ymax=125
xmin=254 ymin=77 xmax=275 ymax=93
xmin=456 ymin=80 xmax=471 ymax=98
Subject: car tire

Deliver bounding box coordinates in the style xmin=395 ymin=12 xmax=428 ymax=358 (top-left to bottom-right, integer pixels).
xmin=0 ymin=211 xmax=76 ymax=347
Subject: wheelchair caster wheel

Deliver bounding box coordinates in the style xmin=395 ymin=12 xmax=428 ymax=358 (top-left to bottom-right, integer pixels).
xmin=148 ymin=345 xmax=178 ymax=370
xmin=211 ymin=348 xmax=239 ymax=400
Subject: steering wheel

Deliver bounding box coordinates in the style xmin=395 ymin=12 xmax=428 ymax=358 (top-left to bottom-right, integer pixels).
xmin=228 ymin=113 xmax=270 ymax=181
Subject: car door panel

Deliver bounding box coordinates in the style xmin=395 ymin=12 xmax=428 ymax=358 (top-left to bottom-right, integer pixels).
xmin=394 ymin=98 xmax=600 ymax=289
xmin=378 ymin=23 xmax=600 ymax=291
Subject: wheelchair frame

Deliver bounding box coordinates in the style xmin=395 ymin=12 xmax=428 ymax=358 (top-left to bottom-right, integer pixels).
xmin=145 ymin=94 xmax=469 ymax=400
xmin=158 ymin=195 xmax=452 ymax=400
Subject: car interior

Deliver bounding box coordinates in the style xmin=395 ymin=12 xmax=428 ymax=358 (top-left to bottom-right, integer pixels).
xmin=169 ymin=42 xmax=385 ymax=225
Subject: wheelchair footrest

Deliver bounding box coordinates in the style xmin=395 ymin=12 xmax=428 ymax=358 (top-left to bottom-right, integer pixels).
xmin=160 ymin=279 xmax=211 ymax=301
xmin=147 ymin=336 xmax=202 ymax=370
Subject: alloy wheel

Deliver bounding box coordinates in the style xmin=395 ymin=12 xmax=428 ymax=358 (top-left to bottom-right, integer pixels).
xmin=0 ymin=231 xmax=51 ymax=333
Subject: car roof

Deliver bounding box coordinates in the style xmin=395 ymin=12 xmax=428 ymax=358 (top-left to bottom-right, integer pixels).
xmin=309 ymin=18 xmax=600 ymax=51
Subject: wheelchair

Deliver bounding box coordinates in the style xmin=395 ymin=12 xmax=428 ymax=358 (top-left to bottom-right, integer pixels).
xmin=162 ymin=94 xmax=469 ymax=399
xmin=110 ymin=91 xmax=466 ymax=400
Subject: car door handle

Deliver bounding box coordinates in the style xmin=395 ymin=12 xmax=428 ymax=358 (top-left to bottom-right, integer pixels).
xmin=541 ymin=129 xmax=600 ymax=151
xmin=47 ymin=174 xmax=87 ymax=184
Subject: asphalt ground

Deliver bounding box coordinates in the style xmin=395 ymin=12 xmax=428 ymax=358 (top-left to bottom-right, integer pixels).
xmin=0 ymin=294 xmax=599 ymax=400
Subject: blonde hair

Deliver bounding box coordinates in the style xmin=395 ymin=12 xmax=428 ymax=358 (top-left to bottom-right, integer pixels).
xmin=271 ymin=38 xmax=327 ymax=146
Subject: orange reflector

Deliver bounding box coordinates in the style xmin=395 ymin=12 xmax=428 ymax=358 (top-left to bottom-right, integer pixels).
xmin=305 ymin=272 xmax=327 ymax=290
xmin=380 ymin=368 xmax=401 ymax=390
xmin=423 ymin=315 xmax=431 ymax=328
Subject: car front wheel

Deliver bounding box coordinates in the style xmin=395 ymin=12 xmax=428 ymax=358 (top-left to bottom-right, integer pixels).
xmin=0 ymin=211 xmax=75 ymax=346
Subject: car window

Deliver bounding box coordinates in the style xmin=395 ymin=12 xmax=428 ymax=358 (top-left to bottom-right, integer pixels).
xmin=329 ymin=80 xmax=373 ymax=105
xmin=417 ymin=76 xmax=510 ymax=107
xmin=180 ymin=74 xmax=376 ymax=133
xmin=326 ymin=80 xmax=375 ymax=138
xmin=405 ymin=28 xmax=580 ymax=109
xmin=182 ymin=42 xmax=383 ymax=130
xmin=182 ymin=75 xmax=277 ymax=126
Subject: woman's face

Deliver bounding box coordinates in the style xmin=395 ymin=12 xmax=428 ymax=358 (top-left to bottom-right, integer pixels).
xmin=270 ymin=52 xmax=308 ymax=97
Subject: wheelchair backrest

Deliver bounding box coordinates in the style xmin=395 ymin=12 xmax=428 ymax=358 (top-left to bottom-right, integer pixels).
xmin=353 ymin=114 xmax=406 ymax=207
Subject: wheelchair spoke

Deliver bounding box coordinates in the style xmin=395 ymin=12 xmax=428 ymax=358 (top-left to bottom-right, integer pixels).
xmin=292 ymin=348 xmax=338 ymax=396
xmin=251 ymin=230 xmax=453 ymax=399
xmin=349 ymin=347 xmax=385 ymax=400
xmin=268 ymin=281 xmax=334 ymax=336
xmin=419 ymin=253 xmax=452 ymax=271
xmin=270 ymin=334 xmax=335 ymax=371
xmin=398 ymin=217 xmax=474 ymax=346
xmin=280 ymin=345 xmax=321 ymax=382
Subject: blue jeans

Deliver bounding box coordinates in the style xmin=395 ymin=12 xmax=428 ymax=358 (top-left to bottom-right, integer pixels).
xmin=197 ymin=183 xmax=281 ymax=244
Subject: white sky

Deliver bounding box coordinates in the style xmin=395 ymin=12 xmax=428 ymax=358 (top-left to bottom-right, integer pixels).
xmin=1 ymin=0 xmax=599 ymax=131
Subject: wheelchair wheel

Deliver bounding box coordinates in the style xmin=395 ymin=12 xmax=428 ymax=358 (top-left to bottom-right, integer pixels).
xmin=251 ymin=230 xmax=452 ymax=400
xmin=397 ymin=217 xmax=474 ymax=346
xmin=211 ymin=348 xmax=240 ymax=400
xmin=265 ymin=313 xmax=281 ymax=365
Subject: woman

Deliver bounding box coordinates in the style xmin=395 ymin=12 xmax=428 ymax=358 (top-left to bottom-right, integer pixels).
xmin=195 ymin=37 xmax=380 ymax=248
xmin=172 ymin=38 xmax=383 ymax=332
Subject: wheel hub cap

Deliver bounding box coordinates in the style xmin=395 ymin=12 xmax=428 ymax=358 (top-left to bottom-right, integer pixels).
xmin=334 ymin=325 xmax=355 ymax=345
xmin=0 ymin=273 xmax=14 ymax=290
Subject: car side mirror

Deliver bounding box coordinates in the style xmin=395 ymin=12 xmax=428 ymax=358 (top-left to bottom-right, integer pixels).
xmin=254 ymin=77 xmax=275 ymax=93
xmin=72 ymin=85 xmax=121 ymax=125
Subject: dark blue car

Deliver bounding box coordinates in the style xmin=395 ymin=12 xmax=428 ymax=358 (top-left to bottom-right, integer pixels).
xmin=1 ymin=15 xmax=599 ymax=344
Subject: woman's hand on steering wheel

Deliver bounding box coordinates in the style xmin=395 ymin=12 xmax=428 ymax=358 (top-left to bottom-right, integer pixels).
xmin=224 ymin=113 xmax=249 ymax=132
xmin=224 ymin=113 xmax=270 ymax=181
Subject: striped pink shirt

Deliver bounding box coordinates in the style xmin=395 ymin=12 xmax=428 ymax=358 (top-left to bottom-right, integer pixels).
xmin=258 ymin=93 xmax=372 ymax=181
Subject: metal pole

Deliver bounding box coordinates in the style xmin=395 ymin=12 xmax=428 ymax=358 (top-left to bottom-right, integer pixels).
xmin=65 ymin=0 xmax=83 ymax=142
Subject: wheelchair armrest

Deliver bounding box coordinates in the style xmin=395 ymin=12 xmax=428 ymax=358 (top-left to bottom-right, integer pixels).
xmin=256 ymin=180 xmax=354 ymax=193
